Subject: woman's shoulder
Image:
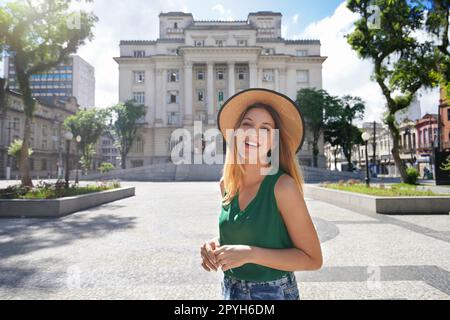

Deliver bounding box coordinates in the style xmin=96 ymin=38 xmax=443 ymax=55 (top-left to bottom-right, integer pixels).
xmin=273 ymin=170 xmax=299 ymax=201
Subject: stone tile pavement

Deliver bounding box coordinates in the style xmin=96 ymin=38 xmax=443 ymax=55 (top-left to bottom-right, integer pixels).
xmin=0 ymin=181 xmax=449 ymax=299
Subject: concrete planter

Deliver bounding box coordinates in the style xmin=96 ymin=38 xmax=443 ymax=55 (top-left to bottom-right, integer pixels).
xmin=305 ymin=185 xmax=450 ymax=215
xmin=0 ymin=186 xmax=135 ymax=218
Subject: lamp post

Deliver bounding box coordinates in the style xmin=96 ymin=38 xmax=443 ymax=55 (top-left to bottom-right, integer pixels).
xmin=64 ymin=131 xmax=73 ymax=189
xmin=362 ymin=131 xmax=371 ymax=187
xmin=75 ymin=135 xmax=81 ymax=184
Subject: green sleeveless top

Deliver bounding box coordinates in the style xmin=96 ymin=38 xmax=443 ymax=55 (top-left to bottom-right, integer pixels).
xmin=218 ymin=167 xmax=295 ymax=282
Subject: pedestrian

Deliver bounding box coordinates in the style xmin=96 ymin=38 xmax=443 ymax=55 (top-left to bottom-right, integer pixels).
xmin=200 ymin=88 xmax=322 ymax=300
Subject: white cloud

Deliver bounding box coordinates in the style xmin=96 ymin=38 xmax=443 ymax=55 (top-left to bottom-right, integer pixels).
xmin=211 ymin=3 xmax=234 ymax=21
xmin=74 ymin=0 xmax=187 ymax=108
xmin=297 ymin=1 xmax=441 ymax=123
xmin=292 ymin=14 xmax=299 ymax=24
xmin=281 ymin=24 xmax=288 ymax=38
xmin=212 ymin=4 xmax=225 ymax=16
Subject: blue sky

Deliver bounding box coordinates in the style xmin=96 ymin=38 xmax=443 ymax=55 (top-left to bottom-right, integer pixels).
xmin=182 ymin=0 xmax=345 ymax=31
xmin=0 ymin=0 xmax=441 ymax=122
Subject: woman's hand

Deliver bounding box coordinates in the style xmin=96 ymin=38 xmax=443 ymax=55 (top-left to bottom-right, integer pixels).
xmin=200 ymin=237 xmax=220 ymax=272
xmin=213 ymin=245 xmax=254 ymax=272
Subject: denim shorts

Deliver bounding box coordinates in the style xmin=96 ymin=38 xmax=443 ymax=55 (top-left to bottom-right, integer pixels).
xmin=221 ymin=272 xmax=300 ymax=300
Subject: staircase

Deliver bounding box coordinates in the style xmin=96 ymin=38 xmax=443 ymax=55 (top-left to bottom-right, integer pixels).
xmin=81 ymin=163 xmax=366 ymax=183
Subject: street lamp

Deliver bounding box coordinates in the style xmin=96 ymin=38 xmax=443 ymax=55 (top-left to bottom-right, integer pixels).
xmin=362 ymin=131 xmax=371 ymax=187
xmin=75 ymin=135 xmax=81 ymax=184
xmin=64 ymin=131 xmax=73 ymax=189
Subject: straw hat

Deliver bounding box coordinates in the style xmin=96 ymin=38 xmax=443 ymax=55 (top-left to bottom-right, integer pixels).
xmin=217 ymin=88 xmax=305 ymax=154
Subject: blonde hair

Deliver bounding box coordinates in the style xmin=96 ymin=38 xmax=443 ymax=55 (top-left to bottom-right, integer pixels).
xmin=221 ymin=102 xmax=304 ymax=207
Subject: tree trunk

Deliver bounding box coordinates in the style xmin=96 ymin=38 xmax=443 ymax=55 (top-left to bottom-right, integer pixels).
xmin=334 ymin=148 xmax=338 ymax=170
xmin=313 ymin=137 xmax=319 ymax=167
xmin=20 ymin=116 xmax=33 ymax=186
xmin=121 ymin=152 xmax=127 ymax=169
xmin=344 ymin=150 xmax=353 ymax=172
xmin=386 ymin=115 xmax=408 ymax=182
xmin=16 ymin=66 xmax=35 ymax=187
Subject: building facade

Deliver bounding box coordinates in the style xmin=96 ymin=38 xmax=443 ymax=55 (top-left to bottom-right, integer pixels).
xmin=0 ymin=89 xmax=81 ymax=179
xmin=114 ymin=11 xmax=327 ymax=168
xmin=3 ymin=54 xmax=95 ymax=108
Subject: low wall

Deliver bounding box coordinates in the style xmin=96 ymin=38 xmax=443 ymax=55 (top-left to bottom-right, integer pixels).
xmin=304 ymin=185 xmax=450 ymax=215
xmin=0 ymin=186 xmax=135 ymax=218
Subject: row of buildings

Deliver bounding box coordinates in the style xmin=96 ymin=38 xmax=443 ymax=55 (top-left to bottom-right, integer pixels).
xmin=0 ymin=54 xmax=116 ymax=179
xmin=114 ymin=11 xmax=327 ymax=168
xmin=325 ymin=94 xmax=450 ymax=178
xmin=1 ymin=10 xmax=329 ymax=179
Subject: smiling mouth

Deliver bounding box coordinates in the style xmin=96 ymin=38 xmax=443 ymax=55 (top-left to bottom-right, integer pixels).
xmin=245 ymin=140 xmax=259 ymax=147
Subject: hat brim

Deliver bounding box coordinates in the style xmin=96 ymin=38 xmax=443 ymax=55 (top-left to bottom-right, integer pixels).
xmin=217 ymin=88 xmax=305 ymax=154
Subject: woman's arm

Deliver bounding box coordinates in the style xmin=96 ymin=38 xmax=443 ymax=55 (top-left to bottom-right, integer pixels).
xmin=252 ymin=174 xmax=322 ymax=270
xmin=215 ymin=174 xmax=323 ymax=272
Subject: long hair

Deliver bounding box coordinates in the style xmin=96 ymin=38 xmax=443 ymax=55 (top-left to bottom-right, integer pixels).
xmin=221 ymin=102 xmax=304 ymax=206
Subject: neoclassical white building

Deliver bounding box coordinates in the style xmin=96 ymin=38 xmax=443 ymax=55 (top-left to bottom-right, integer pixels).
xmin=114 ymin=11 xmax=327 ymax=168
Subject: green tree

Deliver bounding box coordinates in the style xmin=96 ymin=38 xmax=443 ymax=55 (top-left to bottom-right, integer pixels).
xmin=64 ymin=108 xmax=108 ymax=172
xmin=0 ymin=0 xmax=97 ymax=186
xmin=325 ymin=95 xmax=365 ymax=172
xmin=98 ymin=162 xmax=114 ymax=174
xmin=296 ymin=88 xmax=341 ymax=167
xmin=346 ymin=0 xmax=440 ymax=182
xmin=108 ymin=100 xmax=146 ymax=169
xmin=7 ymin=139 xmax=33 ymax=169
xmin=424 ymin=0 xmax=450 ymax=99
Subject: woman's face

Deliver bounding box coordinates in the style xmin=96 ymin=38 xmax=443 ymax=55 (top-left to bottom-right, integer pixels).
xmin=235 ymin=107 xmax=276 ymax=164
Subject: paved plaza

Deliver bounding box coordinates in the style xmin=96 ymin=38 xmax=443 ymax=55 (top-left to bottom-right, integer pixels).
xmin=0 ymin=180 xmax=449 ymax=299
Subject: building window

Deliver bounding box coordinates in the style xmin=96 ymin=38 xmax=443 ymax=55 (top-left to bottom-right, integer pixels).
xmin=447 ymin=108 xmax=450 ymax=121
xmin=168 ymin=112 xmax=179 ymax=125
xmin=194 ymin=40 xmax=205 ymax=47
xmin=132 ymin=137 xmax=144 ymax=153
xmin=262 ymin=48 xmax=275 ymax=55
xmin=237 ymin=39 xmax=248 ymax=46
xmin=296 ymin=70 xmax=309 ymax=83
xmin=216 ymin=40 xmax=225 ymax=47
xmin=218 ymin=90 xmax=224 ymax=103
xmin=133 ymin=71 xmax=145 ymax=83
xmin=167 ymin=91 xmax=179 ymax=104
xmin=41 ymin=158 xmax=47 ymax=171
xmin=167 ymin=69 xmax=179 ymax=82
xmin=174 ymin=22 xmax=178 ymax=29
xmin=237 ymin=67 xmax=246 ymax=80
xmin=13 ymin=117 xmax=20 ymax=130
xmin=262 ymin=69 xmax=274 ymax=82
xmin=216 ymin=67 xmax=225 ymax=80
xmin=196 ymin=69 xmax=204 ymax=80
xmin=133 ymin=92 xmax=145 ymax=105
xmin=133 ymin=50 xmax=145 ymax=58
xmin=296 ymin=50 xmax=308 ymax=56
xmin=197 ymin=89 xmax=204 ymax=102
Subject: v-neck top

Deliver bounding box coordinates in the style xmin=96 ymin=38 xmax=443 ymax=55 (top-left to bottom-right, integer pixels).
xmin=218 ymin=167 xmax=295 ymax=282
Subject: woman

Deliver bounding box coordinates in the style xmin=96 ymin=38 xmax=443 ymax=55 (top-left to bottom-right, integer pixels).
xmin=200 ymin=88 xmax=322 ymax=300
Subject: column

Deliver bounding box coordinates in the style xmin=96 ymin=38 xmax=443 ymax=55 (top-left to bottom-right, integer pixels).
xmin=183 ymin=61 xmax=193 ymax=126
xmin=286 ymin=67 xmax=297 ymax=100
xmin=207 ymin=61 xmax=215 ymax=124
xmin=279 ymin=66 xmax=287 ymax=94
xmin=155 ymin=67 xmax=164 ymax=126
xmin=249 ymin=61 xmax=257 ymax=88
xmin=275 ymin=68 xmax=280 ymax=92
xmin=162 ymin=69 xmax=167 ymax=126
xmin=146 ymin=65 xmax=156 ymax=125
xmin=228 ymin=61 xmax=235 ymax=98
